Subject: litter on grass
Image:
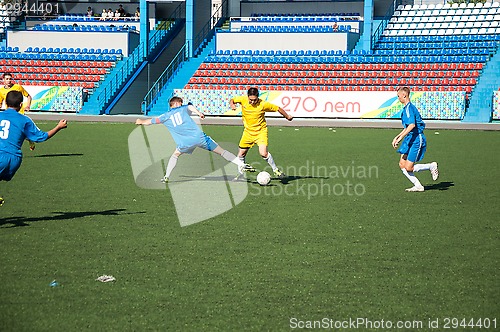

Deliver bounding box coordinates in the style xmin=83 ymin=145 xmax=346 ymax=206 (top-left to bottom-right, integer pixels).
xmin=96 ymin=275 xmax=116 ymax=282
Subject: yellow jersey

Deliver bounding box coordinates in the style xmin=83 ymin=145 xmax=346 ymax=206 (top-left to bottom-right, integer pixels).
xmin=233 ymin=95 xmax=279 ymax=136
xmin=0 ymin=84 xmax=30 ymax=114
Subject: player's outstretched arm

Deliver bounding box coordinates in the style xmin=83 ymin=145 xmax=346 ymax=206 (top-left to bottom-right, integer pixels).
xmin=135 ymin=118 xmax=152 ymax=126
xmin=229 ymin=98 xmax=238 ymax=110
xmin=187 ymin=105 xmax=205 ymax=119
xmin=25 ymin=94 xmax=32 ymax=112
xmin=278 ymin=107 xmax=293 ymax=121
xmin=47 ymin=119 xmax=67 ymax=139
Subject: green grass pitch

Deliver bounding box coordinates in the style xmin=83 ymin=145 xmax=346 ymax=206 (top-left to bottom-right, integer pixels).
xmin=1 ymin=121 xmax=499 ymax=331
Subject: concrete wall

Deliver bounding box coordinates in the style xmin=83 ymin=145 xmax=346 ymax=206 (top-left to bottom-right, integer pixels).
xmin=24 ymin=19 xmax=152 ymax=32
xmin=239 ymin=1 xmax=364 ymax=16
xmin=6 ymin=30 xmax=139 ymax=55
xmin=229 ymin=19 xmax=361 ymax=32
xmin=216 ymin=31 xmax=351 ymax=51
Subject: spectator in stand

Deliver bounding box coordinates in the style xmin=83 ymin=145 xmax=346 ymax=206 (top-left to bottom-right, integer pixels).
xmin=134 ymin=7 xmax=140 ymax=21
xmin=106 ymin=8 xmax=114 ymax=20
xmin=113 ymin=9 xmax=121 ymax=21
xmin=86 ymin=6 xmax=93 ymax=18
xmin=117 ymin=5 xmax=126 ymax=17
xmin=99 ymin=9 xmax=107 ymax=21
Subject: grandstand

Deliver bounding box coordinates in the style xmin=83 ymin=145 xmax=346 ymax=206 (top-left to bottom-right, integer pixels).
xmin=0 ymin=0 xmax=498 ymax=121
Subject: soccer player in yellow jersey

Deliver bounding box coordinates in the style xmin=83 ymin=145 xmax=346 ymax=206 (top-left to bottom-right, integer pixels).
xmin=230 ymin=87 xmax=293 ymax=179
xmin=0 ymin=73 xmax=36 ymax=150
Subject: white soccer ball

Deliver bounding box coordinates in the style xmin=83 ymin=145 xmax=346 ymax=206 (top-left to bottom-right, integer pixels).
xmin=256 ymin=171 xmax=271 ymax=186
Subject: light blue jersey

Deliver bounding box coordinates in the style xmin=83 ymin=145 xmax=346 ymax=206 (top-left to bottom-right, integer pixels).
xmin=398 ymin=102 xmax=427 ymax=162
xmin=153 ymin=105 xmax=217 ymax=154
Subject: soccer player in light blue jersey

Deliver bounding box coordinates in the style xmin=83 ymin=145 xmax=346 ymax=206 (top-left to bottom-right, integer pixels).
xmin=0 ymin=91 xmax=67 ymax=206
xmin=135 ymin=96 xmax=255 ymax=183
xmin=392 ymin=87 xmax=439 ymax=192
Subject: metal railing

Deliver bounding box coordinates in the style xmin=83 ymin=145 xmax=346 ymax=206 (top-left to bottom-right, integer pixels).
xmin=371 ymin=0 xmax=403 ymax=48
xmin=193 ymin=0 xmax=228 ymax=56
xmin=94 ymin=2 xmax=185 ymax=112
xmin=95 ymin=41 xmax=146 ymax=111
xmin=142 ymin=0 xmax=229 ymax=113
xmin=142 ymin=42 xmax=190 ymax=113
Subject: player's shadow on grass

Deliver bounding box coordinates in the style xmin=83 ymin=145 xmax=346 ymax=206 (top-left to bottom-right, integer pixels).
xmin=32 ymin=153 xmax=84 ymax=158
xmin=0 ymin=209 xmax=145 ymax=228
xmin=177 ymin=174 xmax=329 ymax=186
xmin=274 ymin=175 xmax=328 ymax=185
xmin=177 ymin=175 xmax=237 ymax=182
xmin=425 ymin=181 xmax=455 ymax=191
xmin=247 ymin=175 xmax=328 ymax=186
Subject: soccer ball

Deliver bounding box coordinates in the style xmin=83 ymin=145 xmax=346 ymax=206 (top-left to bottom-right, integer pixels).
xmin=256 ymin=171 xmax=271 ymax=186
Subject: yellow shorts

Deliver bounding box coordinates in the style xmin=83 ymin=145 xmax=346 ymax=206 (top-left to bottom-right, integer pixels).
xmin=239 ymin=129 xmax=268 ymax=149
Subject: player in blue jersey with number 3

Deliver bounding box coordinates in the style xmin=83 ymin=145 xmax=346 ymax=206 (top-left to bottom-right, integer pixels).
xmin=392 ymin=86 xmax=439 ymax=192
xmin=0 ymin=91 xmax=67 ymax=206
xmin=135 ymin=96 xmax=255 ymax=183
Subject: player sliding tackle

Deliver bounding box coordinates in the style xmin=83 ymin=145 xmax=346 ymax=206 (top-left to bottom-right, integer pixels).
xmin=135 ymin=96 xmax=255 ymax=183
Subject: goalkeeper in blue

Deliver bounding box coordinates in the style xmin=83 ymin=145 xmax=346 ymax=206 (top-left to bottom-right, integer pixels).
xmin=135 ymin=96 xmax=255 ymax=183
xmin=392 ymin=86 xmax=439 ymax=192
xmin=0 ymin=91 xmax=67 ymax=206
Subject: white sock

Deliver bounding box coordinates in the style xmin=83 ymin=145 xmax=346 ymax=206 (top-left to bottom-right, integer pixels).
xmin=264 ymin=152 xmax=278 ymax=171
xmin=221 ymin=150 xmax=244 ymax=167
xmin=401 ymin=169 xmax=423 ymax=187
xmin=413 ymin=163 xmax=432 ymax=172
xmin=165 ymin=154 xmax=178 ymax=178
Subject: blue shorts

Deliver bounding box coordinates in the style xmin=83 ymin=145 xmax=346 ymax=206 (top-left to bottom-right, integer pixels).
xmin=0 ymin=154 xmax=22 ymax=181
xmin=397 ymin=133 xmax=426 ymax=163
xmin=178 ymin=133 xmax=218 ymax=154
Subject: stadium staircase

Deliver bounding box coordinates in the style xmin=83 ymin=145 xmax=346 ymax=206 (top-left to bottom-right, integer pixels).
xmin=141 ymin=4 xmax=229 ymax=116
xmin=80 ymin=5 xmax=186 ymax=115
xmin=463 ymin=49 xmax=500 ymax=122
xmin=144 ymin=38 xmax=215 ymax=116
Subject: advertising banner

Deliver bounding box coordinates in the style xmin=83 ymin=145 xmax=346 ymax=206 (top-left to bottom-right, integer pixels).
xmin=173 ymin=89 xmax=466 ymax=120
xmin=27 ymin=86 xmax=83 ymax=113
